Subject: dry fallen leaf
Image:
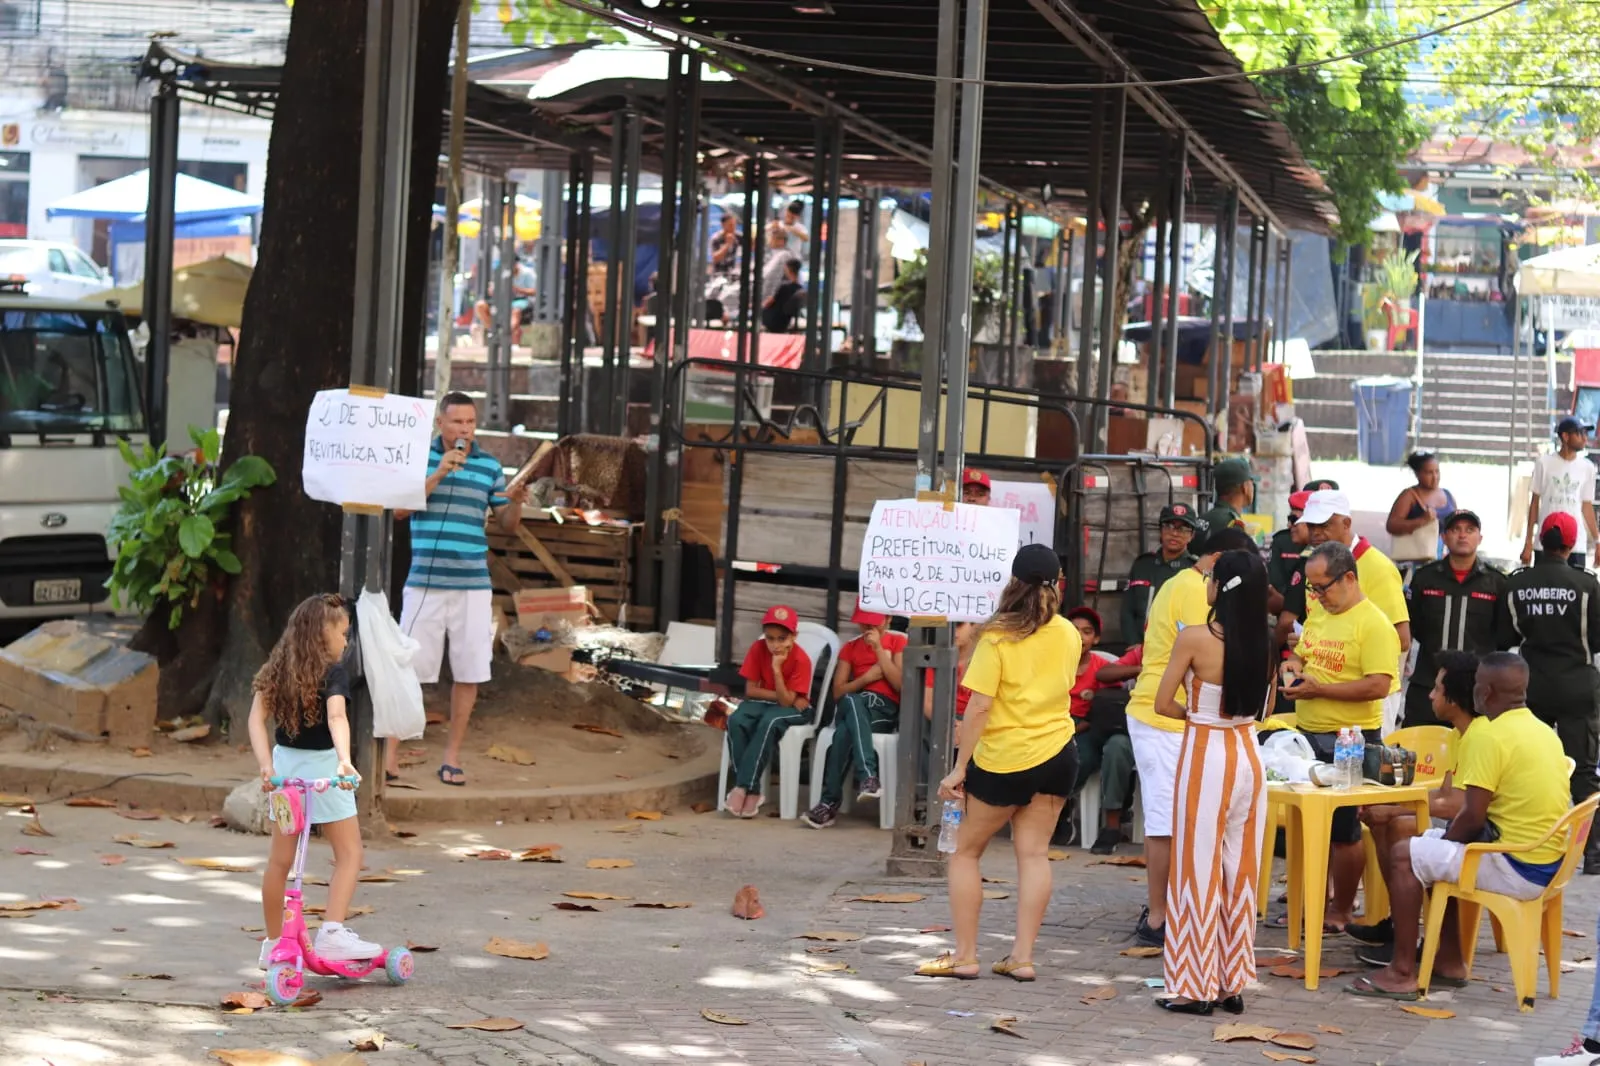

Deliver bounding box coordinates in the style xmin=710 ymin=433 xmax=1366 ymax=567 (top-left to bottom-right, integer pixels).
xmin=222 ymin=1008 xmax=256 ymax=1016
xmin=209 ymin=1052 xmax=316 ymax=1066
xmin=1213 ymin=1023 xmax=1282 ymax=1043
xmin=564 ymin=891 xmax=632 ymax=900
xmin=357 ymin=873 xmax=399 ymax=883
xmin=805 ymin=946 xmax=839 ymax=955
xmin=553 ymin=901 xmax=600 ymax=911
xmin=66 ymin=797 xmax=116 ymax=808
xmin=177 ymin=858 xmax=255 ymax=873
xmin=1317 ymin=1025 xmax=1343 ymax=1035
xmin=484 ymin=937 xmax=549 ymax=960
xmin=486 ymin=742 xmax=537 ymax=766
xmin=586 ymin=858 xmax=634 ymax=869
xmin=982 ymin=889 xmax=1011 ymax=900
xmin=1263 ymin=1054 xmax=1317 ymax=1064
xmin=12 ymin=847 xmax=48 ymax=855
xmin=797 ymin=930 xmax=861 ymax=942
xmin=982 ymin=876 xmax=1015 ymax=885
xmin=288 ymin=989 xmax=322 ymax=1009
xmin=21 ymin=817 xmax=51 ymax=838
xmin=1270 ymin=964 xmax=1350 ymax=980
xmin=700 ymin=1008 xmax=748 ymax=1026
xmin=1120 ymin=946 xmax=1163 ymax=958
xmin=1080 ymin=985 xmax=1118 ymax=1004
xmin=125 ymin=972 xmax=173 ymax=980
xmin=472 ymin=849 xmax=514 ymax=861
xmin=627 ymin=810 xmax=663 ymax=821
xmin=732 ymin=884 xmax=765 ymax=920
xmin=991 ymin=1016 xmax=1025 ymax=1039
xmin=1090 ymin=855 xmax=1147 ymax=867
xmin=1270 ymin=1033 xmax=1318 ymax=1050
xmin=1046 ymin=849 xmax=1070 ymax=861
xmin=131 ymin=747 xmax=153 ymax=758
xmin=405 ymin=941 xmax=438 ymax=952
xmin=0 ymin=794 xmax=33 ymax=806
xmin=1565 ymin=928 xmax=1588 ymax=938
xmin=171 ymin=723 xmax=211 ymax=743
xmin=349 ymin=1033 xmax=386 ymax=1052
xmin=115 ymin=809 xmax=163 ymax=821
xmin=631 ymin=901 xmax=693 ymax=909
xmin=919 ymin=924 xmax=951 ymax=933
xmin=574 ymin=723 xmax=624 ymax=738
xmin=221 ymin=991 xmax=270 ymax=1010
xmin=1256 ymin=953 xmax=1298 ymax=968
xmin=850 ymin=893 xmax=926 ymax=904
xmin=1399 ymin=1005 xmax=1456 ymax=1019
xmin=171 ymin=813 xmax=197 ymax=824
xmin=112 ymin=834 xmax=175 ymax=849
xmin=0 ymin=912 xmax=34 ymax=920
xmin=445 ymin=1017 xmax=525 ymax=1032
xmin=0 ymin=900 xmax=73 ymax=912
xmin=99 ymin=854 xmax=126 ymax=865
xmin=304 ymin=905 xmax=373 ymax=918
xmin=515 ymin=847 xmax=563 ymax=863
xmin=690 ymin=802 xmax=715 ymax=814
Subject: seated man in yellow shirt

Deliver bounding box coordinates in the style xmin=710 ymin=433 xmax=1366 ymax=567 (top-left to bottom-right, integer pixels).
xmin=1281 ymin=541 xmax=1402 ymax=931
xmin=1348 ymin=652 xmax=1570 ymax=1000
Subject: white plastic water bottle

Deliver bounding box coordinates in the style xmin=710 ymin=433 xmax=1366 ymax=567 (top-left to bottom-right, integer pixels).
xmin=938 ymin=800 xmax=962 ymax=853
xmin=1350 ymin=730 xmax=1367 ymax=788
xmin=1333 ymin=728 xmax=1352 ymax=791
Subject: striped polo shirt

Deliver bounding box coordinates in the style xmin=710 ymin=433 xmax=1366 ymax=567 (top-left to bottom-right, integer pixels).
xmin=405 ymin=438 xmax=508 ymax=591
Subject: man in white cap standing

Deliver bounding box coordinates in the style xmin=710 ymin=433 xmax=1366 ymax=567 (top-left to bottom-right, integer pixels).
xmin=1290 ymin=489 xmax=1411 ymax=731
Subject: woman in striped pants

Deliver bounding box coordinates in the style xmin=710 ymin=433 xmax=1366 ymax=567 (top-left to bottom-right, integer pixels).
xmin=1150 ymin=549 xmax=1273 ymax=1015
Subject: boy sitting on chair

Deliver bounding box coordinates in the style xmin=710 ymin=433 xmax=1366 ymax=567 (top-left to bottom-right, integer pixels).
xmin=726 ymin=606 xmax=814 ymax=819
xmin=803 ymin=608 xmax=907 ymax=828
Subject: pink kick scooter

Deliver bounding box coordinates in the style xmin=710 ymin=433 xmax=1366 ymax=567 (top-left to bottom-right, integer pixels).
xmin=262 ymin=775 xmax=414 ymax=1005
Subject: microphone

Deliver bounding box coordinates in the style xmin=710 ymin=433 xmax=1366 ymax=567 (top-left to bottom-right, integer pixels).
xmin=454 ymin=438 xmax=468 ymax=452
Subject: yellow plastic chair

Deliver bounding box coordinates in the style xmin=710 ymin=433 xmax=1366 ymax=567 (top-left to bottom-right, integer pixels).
xmin=1258 ymin=713 xmax=1298 ymax=734
xmin=1417 ymin=794 xmax=1600 ymax=1011
xmin=1384 ymin=725 xmax=1458 ymax=789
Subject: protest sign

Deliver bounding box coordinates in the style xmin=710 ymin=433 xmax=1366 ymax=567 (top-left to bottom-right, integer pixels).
xmin=989 ymin=479 xmax=1056 ymax=548
xmin=302 ymin=388 xmax=433 ymax=511
xmin=856 ymin=499 xmax=1020 ymax=621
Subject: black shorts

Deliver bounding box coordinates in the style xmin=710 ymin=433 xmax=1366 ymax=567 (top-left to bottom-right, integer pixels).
xmin=965 ymin=739 xmax=1079 ymax=808
xmin=1402 ymin=684 xmax=1439 ymax=729
xmin=1303 ymin=729 xmax=1383 ymax=844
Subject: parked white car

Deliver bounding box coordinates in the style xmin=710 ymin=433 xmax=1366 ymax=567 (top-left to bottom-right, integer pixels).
xmin=0 ymin=240 xmax=112 ymax=300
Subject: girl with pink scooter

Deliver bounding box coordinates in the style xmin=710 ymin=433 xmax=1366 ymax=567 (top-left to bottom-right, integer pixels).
xmin=247 ymin=593 xmax=402 ymax=991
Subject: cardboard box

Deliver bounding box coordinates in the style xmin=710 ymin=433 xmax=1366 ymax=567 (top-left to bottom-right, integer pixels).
xmin=1175 ymin=363 xmax=1208 ymax=401
xmin=513 ymin=586 xmax=590 ymax=631
xmin=518 ymin=645 xmax=574 ymax=674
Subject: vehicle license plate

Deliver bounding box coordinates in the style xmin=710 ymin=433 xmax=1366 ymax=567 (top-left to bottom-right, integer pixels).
xmin=32 ymin=579 xmax=81 ymax=604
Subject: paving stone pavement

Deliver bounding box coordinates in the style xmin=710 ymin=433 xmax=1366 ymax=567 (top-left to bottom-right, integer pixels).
xmin=4 ymin=804 xmax=1599 ymax=1065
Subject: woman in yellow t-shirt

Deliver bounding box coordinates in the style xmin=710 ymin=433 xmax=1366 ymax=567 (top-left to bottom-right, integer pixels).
xmin=916 ymin=544 xmax=1081 ymax=983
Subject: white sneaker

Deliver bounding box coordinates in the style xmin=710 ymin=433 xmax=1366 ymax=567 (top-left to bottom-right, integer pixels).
xmin=1534 ymin=1039 xmax=1600 ymax=1066
xmin=313 ymin=923 xmax=381 ymax=961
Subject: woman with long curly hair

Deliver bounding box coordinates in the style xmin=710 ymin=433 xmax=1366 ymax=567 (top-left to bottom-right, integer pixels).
xmin=247 ymin=593 xmax=383 ymax=964
xmin=916 ymin=544 xmax=1082 ymax=982
xmin=1152 ymin=548 xmax=1273 ymax=1015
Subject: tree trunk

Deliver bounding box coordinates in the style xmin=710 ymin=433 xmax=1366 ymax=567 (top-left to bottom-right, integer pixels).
xmin=149 ymin=0 xmax=458 ymax=736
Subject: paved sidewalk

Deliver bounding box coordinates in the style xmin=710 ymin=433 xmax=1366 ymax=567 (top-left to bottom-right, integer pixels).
xmin=3 ymin=802 xmax=1597 ymax=1065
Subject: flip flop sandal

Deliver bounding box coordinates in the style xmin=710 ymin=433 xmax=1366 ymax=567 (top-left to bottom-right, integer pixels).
xmin=992 ymin=955 xmax=1037 ymax=982
xmin=1344 ymin=975 xmax=1420 ymax=1001
xmin=1429 ymin=975 xmax=1469 ymax=989
xmin=916 ymin=952 xmax=980 ymax=980
xmin=436 ymin=764 xmax=466 ymax=787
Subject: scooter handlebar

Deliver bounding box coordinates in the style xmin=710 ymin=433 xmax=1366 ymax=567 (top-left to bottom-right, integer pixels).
xmin=269 ymin=775 xmax=361 ymax=791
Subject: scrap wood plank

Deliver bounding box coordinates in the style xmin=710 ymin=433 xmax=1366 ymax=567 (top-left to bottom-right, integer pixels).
xmin=514 ymin=524 xmax=577 ymax=588
xmin=488 ymin=552 xmax=524 ymax=594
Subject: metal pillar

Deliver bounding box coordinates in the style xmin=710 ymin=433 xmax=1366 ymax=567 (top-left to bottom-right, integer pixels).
xmin=823 ymin=119 xmax=844 ymax=370
xmin=1277 ymin=233 xmax=1293 ymax=365
xmin=1243 ymin=217 xmax=1260 ymax=375
xmin=1212 ymin=190 xmax=1240 ymax=428
xmin=532 ymin=169 xmax=564 ymax=324
xmin=1255 ymin=222 xmax=1272 ymax=371
xmin=1054 ymin=227 xmax=1072 ymax=361
xmin=1203 ymin=197 xmax=1227 ymax=437
xmin=1075 ymin=88 xmax=1103 ymax=421
xmin=559 ymin=152 xmax=592 ymax=437
xmin=914 ymin=0 xmax=959 ymax=494
xmin=852 ymin=187 xmax=881 ymax=363
xmin=891 ymin=0 xmax=988 ymax=879
xmin=342 ymin=0 xmax=419 ymax=823
xmin=1163 ymin=132 xmax=1187 ymax=408
xmin=486 ymin=180 xmax=516 ymax=431
xmin=1148 ymin=142 xmax=1168 ymax=408
xmin=142 ymin=81 xmax=179 ymax=447
xmin=804 ymin=122 xmax=830 ymax=375
xmin=431 ymin=0 xmax=469 ymax=402
xmin=614 ymin=113 xmax=641 ymax=436
xmin=1091 ymin=86 xmax=1127 ymax=450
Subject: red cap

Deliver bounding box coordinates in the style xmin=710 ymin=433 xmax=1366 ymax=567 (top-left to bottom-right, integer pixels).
xmin=761 ymin=605 xmax=799 ymax=633
xmin=1066 ymin=606 xmax=1103 ymax=636
xmin=1541 ymin=512 xmax=1579 ymax=549
xmin=850 ymin=606 xmax=888 ymax=627
xmin=1288 ymin=490 xmax=1312 ymax=514
xmin=962 ymin=469 xmax=991 ymax=490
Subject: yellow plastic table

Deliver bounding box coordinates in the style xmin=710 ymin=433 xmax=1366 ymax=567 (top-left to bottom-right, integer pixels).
xmin=1264 ymin=781 xmax=1432 ymax=990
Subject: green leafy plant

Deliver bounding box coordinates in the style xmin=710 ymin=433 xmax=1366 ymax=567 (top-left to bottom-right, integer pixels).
xmin=486 ymin=0 xmax=627 ymax=47
xmin=106 ymin=427 xmax=276 ymax=629
xmin=888 ymin=250 xmax=1005 ymax=338
xmin=1379 ymin=249 xmax=1420 ymax=306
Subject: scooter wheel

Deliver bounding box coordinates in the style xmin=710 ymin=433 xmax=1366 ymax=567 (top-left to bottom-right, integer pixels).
xmin=265 ymin=962 xmax=302 ymax=1006
xmin=384 ymin=946 xmax=414 ymax=985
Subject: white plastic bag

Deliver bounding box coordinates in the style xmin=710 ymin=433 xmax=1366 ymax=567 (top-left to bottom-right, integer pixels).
xmin=356 ymin=588 xmax=426 ymax=741
xmin=1260 ymin=728 xmax=1315 ymax=784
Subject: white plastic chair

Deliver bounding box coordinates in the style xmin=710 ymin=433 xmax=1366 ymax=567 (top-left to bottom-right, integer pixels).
xmin=808 ymin=727 xmax=898 ymax=829
xmin=1075 ymin=770 xmax=1144 ymax=849
xmin=716 ymin=621 xmax=840 ymax=820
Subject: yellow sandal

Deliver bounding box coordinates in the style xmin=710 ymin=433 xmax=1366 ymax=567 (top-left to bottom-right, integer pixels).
xmin=915 ymin=951 xmax=980 ymax=980
xmin=992 ymin=955 xmax=1037 ymax=982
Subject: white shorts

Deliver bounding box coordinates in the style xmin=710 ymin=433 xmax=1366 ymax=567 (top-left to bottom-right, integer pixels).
xmin=1409 ymin=828 xmax=1546 ymax=901
xmin=1128 ymin=716 xmax=1184 ymax=837
xmin=400 ymin=586 xmax=494 ymax=685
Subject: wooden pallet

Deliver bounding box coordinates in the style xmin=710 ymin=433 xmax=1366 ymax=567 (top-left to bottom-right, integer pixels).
xmin=487 ymin=517 xmax=642 ymax=626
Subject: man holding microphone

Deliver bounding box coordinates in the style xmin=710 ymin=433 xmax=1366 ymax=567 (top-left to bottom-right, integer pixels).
xmin=391 ymin=392 xmax=527 ymax=786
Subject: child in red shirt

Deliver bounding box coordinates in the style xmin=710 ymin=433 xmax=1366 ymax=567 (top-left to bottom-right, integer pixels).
xmin=802 ymin=608 xmax=908 ymax=828
xmin=726 ymin=606 xmax=813 ymax=818
xmin=1065 ymin=607 xmax=1141 ymax=855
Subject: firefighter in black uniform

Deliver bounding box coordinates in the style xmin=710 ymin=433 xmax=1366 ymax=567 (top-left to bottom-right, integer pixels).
xmin=1120 ymin=502 xmax=1198 ymax=643
xmin=1505 ymin=511 xmax=1600 ymax=873
xmin=1403 ymin=509 xmax=1510 ymax=728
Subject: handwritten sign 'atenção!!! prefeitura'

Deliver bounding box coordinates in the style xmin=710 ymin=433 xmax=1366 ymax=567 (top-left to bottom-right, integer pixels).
xmin=301 ymin=388 xmax=434 ymax=511
xmin=856 ymin=499 xmax=1021 ymax=622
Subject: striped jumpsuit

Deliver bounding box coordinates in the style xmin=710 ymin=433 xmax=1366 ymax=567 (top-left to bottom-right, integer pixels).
xmin=1163 ymin=678 xmax=1266 ymax=1002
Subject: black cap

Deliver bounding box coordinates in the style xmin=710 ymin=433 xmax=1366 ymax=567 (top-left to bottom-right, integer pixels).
xmin=1445 ymin=509 xmax=1482 ymax=531
xmin=1303 ymin=478 xmax=1340 ymax=492
xmin=1159 ymin=502 xmax=1198 ymax=530
xmin=1557 ymin=416 xmax=1594 ymax=436
xmin=1011 ymin=543 xmax=1062 ymax=585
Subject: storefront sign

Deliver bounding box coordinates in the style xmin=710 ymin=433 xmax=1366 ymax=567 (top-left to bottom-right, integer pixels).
xmin=302 ymin=389 xmax=433 ymax=511
xmin=28 ymin=123 xmax=128 ymax=151
xmin=856 ymin=499 xmax=1020 ymax=621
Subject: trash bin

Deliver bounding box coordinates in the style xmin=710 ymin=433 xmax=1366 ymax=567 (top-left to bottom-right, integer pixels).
xmin=1352 ymin=376 xmax=1413 ymax=466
